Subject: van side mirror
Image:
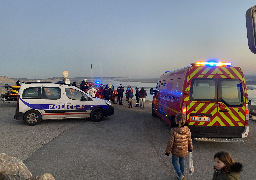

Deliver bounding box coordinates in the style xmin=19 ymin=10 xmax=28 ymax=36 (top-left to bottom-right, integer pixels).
xmin=246 ymin=5 xmax=256 ymax=54
xmin=150 ymin=88 xmax=153 ymax=95
xmin=150 ymin=88 xmax=158 ymax=95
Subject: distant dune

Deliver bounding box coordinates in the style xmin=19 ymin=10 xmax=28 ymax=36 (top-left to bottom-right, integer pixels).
xmin=0 ymin=76 xmax=16 ymax=83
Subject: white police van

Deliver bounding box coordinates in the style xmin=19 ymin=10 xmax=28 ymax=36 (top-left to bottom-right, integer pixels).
xmin=14 ymin=82 xmax=114 ymax=125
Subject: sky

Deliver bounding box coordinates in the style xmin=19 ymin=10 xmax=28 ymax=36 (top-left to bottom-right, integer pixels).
xmin=0 ymin=0 xmax=256 ymax=79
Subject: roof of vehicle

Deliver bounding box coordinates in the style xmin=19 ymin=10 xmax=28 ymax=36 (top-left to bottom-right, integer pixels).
xmin=20 ymin=82 xmax=75 ymax=88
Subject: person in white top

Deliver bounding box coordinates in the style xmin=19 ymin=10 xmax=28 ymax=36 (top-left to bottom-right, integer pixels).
xmin=88 ymin=85 xmax=97 ymax=98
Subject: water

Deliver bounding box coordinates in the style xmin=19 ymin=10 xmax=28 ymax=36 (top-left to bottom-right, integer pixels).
xmin=247 ymin=85 xmax=256 ymax=105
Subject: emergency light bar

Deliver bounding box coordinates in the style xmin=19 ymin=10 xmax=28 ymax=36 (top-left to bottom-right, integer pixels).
xmin=192 ymin=61 xmax=232 ymax=67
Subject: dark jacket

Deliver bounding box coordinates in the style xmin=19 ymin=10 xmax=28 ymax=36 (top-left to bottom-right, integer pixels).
xmin=80 ymin=81 xmax=86 ymax=92
xmin=165 ymin=124 xmax=193 ymax=157
xmin=127 ymin=89 xmax=133 ymax=98
xmin=103 ymin=87 xmax=110 ymax=98
xmin=117 ymin=86 xmax=124 ymax=97
xmin=135 ymin=89 xmax=139 ymax=99
xmin=212 ymin=163 xmax=243 ymax=180
xmin=139 ymin=88 xmax=147 ymax=98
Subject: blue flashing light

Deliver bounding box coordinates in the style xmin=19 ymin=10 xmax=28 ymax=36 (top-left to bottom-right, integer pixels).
xmin=95 ymin=81 xmax=101 ymax=84
xmin=194 ymin=61 xmax=232 ymax=67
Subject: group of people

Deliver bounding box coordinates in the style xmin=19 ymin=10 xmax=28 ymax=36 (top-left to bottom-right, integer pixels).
xmin=79 ymin=80 xmax=115 ymax=100
xmin=165 ymin=113 xmax=243 ymax=180
xmin=116 ymin=84 xmax=147 ymax=108
xmin=97 ymin=84 xmax=114 ymax=100
xmin=78 ymin=80 xmax=149 ymax=106
xmin=79 ymin=80 xmax=97 ymax=98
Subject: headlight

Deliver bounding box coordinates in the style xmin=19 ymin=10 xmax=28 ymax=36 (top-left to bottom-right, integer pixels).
xmin=105 ymin=100 xmax=112 ymax=106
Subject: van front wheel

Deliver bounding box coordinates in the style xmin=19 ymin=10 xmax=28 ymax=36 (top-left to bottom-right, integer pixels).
xmin=24 ymin=110 xmax=42 ymax=126
xmin=91 ymin=108 xmax=104 ymax=122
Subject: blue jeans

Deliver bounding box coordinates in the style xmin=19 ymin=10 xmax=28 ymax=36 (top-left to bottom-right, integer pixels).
xmin=172 ymin=155 xmax=185 ymax=177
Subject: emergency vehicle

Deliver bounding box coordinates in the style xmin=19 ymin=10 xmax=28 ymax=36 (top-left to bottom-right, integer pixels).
xmin=151 ymin=61 xmax=249 ymax=139
xmin=14 ymin=82 xmax=114 ymax=125
xmin=1 ymin=85 xmax=20 ymax=102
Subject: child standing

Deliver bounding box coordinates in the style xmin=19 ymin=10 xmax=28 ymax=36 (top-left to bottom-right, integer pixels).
xmin=165 ymin=113 xmax=193 ymax=180
xmin=213 ymin=151 xmax=243 ymax=180
xmin=127 ymin=87 xmax=133 ymax=108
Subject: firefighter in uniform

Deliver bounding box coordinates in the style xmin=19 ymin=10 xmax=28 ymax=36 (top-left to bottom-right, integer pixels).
xmin=97 ymin=84 xmax=104 ymax=99
xmin=103 ymin=84 xmax=110 ymax=100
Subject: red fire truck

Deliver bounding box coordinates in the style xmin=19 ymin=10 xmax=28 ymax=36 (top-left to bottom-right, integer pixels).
xmin=151 ymin=61 xmax=249 ymax=139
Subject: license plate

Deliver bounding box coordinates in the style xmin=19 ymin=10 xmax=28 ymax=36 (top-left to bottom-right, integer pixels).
xmin=191 ymin=116 xmax=210 ymax=121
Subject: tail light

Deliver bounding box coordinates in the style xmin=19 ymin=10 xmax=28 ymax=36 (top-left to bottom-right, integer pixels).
xmin=245 ymin=104 xmax=249 ymax=126
xmin=182 ymin=103 xmax=187 ymax=115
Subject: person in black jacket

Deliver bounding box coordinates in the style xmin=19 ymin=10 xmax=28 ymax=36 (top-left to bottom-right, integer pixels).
xmin=117 ymin=84 xmax=124 ymax=105
xmin=139 ymin=87 xmax=147 ymax=108
xmin=127 ymin=87 xmax=133 ymax=108
xmin=103 ymin=84 xmax=110 ymax=100
xmin=80 ymin=80 xmax=86 ymax=92
xmin=135 ymin=87 xmax=140 ymax=107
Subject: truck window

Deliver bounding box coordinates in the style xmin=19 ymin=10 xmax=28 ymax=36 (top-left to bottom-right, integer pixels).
xmin=191 ymin=79 xmax=217 ymax=101
xmin=42 ymin=87 xmax=61 ymax=100
xmin=22 ymin=87 xmax=41 ymax=99
xmin=220 ymin=80 xmax=243 ymax=106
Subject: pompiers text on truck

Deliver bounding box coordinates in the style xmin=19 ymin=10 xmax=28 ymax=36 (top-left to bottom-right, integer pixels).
xmin=151 ymin=61 xmax=249 ymax=139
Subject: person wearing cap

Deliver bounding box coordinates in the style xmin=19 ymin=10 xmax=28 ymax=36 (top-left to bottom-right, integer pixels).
xmin=117 ymin=84 xmax=124 ymax=105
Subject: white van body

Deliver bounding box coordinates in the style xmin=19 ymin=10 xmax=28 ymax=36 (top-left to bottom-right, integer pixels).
xmin=14 ymin=82 xmax=114 ymax=125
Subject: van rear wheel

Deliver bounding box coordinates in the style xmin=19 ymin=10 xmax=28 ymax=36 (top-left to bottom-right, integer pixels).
xmin=91 ymin=108 xmax=104 ymax=122
xmin=24 ymin=110 xmax=42 ymax=126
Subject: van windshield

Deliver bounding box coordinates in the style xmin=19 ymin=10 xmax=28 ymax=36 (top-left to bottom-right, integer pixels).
xmin=190 ymin=78 xmax=243 ymax=106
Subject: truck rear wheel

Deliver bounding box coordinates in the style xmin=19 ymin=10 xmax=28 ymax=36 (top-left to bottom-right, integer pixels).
xmin=24 ymin=110 xmax=42 ymax=126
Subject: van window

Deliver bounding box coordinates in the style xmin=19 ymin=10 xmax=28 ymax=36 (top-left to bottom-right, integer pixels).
xmin=42 ymin=87 xmax=61 ymax=100
xmin=65 ymin=88 xmax=88 ymax=101
xmin=191 ymin=79 xmax=217 ymax=100
xmin=22 ymin=87 xmax=41 ymax=99
xmin=220 ymin=80 xmax=242 ymax=106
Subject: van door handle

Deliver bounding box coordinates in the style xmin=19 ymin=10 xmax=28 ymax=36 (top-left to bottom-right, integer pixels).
xmin=219 ymin=110 xmax=229 ymax=112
